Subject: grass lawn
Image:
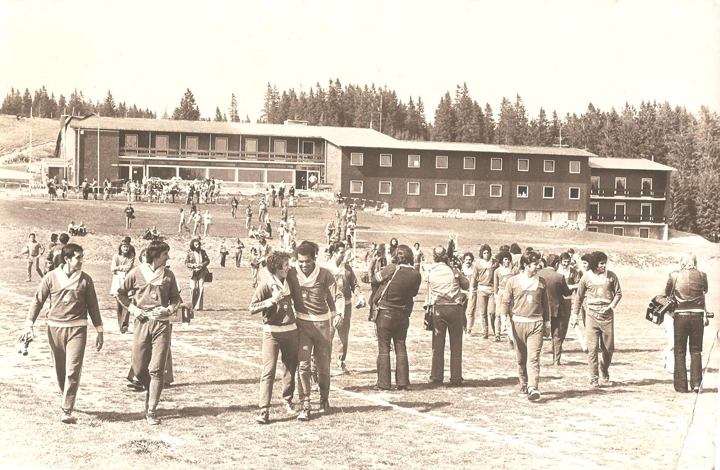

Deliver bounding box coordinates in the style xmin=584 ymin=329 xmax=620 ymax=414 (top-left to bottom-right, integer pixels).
xmin=1 ymin=194 xmax=718 ymax=469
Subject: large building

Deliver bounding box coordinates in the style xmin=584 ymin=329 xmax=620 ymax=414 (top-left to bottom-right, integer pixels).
xmin=54 ymin=115 xmax=675 ymax=239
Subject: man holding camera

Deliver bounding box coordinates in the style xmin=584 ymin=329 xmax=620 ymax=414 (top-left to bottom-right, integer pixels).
xmin=117 ymin=240 xmax=182 ymax=425
xmin=22 ymin=243 xmax=104 ymax=424
xmin=426 ymin=246 xmax=469 ymax=386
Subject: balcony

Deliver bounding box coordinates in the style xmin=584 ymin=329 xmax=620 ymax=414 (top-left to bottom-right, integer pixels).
xmin=588 ymin=213 xmax=666 ymax=224
xmin=119 ymin=147 xmax=325 ymax=163
xmin=590 ymin=188 xmax=666 ymax=198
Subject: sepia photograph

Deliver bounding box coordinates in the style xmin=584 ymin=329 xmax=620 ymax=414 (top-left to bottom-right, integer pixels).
xmin=0 ymin=1 xmax=719 ymax=468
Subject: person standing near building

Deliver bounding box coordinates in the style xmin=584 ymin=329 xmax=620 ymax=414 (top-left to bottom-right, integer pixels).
xmin=203 ymin=210 xmax=212 ymax=237
xmin=21 ymin=243 xmax=104 ymax=423
xmin=665 ymin=252 xmax=709 ymax=393
xmin=219 ymin=239 xmax=229 ymax=268
xmin=44 ymin=233 xmax=59 ymax=274
xmin=234 ymin=238 xmax=245 ymax=267
xmin=124 ymin=203 xmax=135 ymax=229
xmin=110 ymin=237 xmax=136 ymax=333
xmin=538 ymin=254 xmax=572 ymax=365
xmin=185 ymin=238 xmax=210 ymax=311
xmin=493 ymin=250 xmax=518 ymax=342
xmin=192 ymin=210 xmax=202 ymax=237
xmin=426 ymin=246 xmax=469 ymax=386
xmin=325 ymin=242 xmax=366 ymax=374
xmin=178 ymin=208 xmax=189 ymax=233
xmin=20 ymin=233 xmax=45 ymax=282
xmin=258 ymin=199 xmax=267 ymax=225
xmin=372 ymin=244 xmax=422 ymax=390
xmin=116 ymin=240 xmax=182 ymax=425
xmin=500 ymin=251 xmax=550 ymax=401
xmin=412 ymin=242 xmax=425 ymax=272
xmin=571 ymin=251 xmax=622 ymax=388
xmin=245 ymin=204 xmax=253 ymax=230
xmin=473 ymin=244 xmax=499 ymax=340
xmin=230 ymin=196 xmax=239 ymax=219
xmin=460 ymin=252 xmax=476 ymax=335
xmin=47 ymin=233 xmax=70 ymax=272
xmin=286 ymin=241 xmax=344 ymax=421
xmin=249 ymin=250 xmax=298 ymax=424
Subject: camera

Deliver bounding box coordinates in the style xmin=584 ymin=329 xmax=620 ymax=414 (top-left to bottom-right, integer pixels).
xmin=706 ymin=311 xmax=714 ymax=319
xmin=17 ymin=335 xmax=32 ymax=356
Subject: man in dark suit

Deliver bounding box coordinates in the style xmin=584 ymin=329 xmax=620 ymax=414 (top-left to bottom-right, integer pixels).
xmin=539 ymin=254 xmax=572 ymax=365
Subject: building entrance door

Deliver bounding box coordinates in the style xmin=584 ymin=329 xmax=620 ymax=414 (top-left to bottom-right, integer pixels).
xmin=296 ymin=171 xmax=307 ymax=190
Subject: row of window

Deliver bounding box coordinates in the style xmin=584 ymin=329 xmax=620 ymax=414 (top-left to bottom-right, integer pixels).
xmin=586 ymin=227 xmax=652 ymax=238
xmin=125 ymin=135 xmax=316 ymax=154
xmin=349 ymin=181 xmax=582 ymax=199
xmin=591 ymin=176 xmax=653 ymax=191
xmin=350 ymin=153 xmax=582 ymax=173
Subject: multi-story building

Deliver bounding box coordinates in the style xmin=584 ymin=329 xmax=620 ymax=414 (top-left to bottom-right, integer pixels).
xmin=53 ymin=116 xmax=674 ymax=239
xmin=587 ymin=157 xmax=675 ymax=240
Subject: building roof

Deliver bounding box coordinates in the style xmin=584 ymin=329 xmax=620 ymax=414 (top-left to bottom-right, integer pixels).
xmin=65 ymin=116 xmax=594 ymax=157
xmin=588 ymin=157 xmax=676 ymax=172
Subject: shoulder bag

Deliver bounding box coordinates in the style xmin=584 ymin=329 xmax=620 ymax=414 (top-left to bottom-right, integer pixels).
xmin=645 ymin=273 xmax=677 ymax=325
xmin=368 ymin=265 xmax=399 ymax=322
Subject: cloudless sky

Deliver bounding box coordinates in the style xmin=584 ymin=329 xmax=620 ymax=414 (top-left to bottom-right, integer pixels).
xmin=1 ymin=0 xmax=718 ymax=122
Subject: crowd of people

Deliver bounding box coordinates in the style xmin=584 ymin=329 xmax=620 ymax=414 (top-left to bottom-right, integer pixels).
xmin=16 ymin=198 xmax=714 ymax=427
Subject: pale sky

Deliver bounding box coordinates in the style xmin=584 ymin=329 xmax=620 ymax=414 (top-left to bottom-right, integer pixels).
xmin=1 ymin=0 xmax=718 ymax=122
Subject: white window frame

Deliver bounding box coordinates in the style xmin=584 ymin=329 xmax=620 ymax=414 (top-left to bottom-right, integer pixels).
xmin=125 ymin=134 xmax=138 ymax=148
xmin=273 ymin=139 xmax=287 ymax=154
xmin=408 ymin=155 xmax=420 ymax=168
xmin=462 ymin=184 xmax=475 ymax=197
xmin=542 ymin=211 xmax=553 ymax=222
xmin=641 ymin=203 xmax=652 ymax=217
xmin=615 ymin=177 xmax=627 ymax=190
xmin=380 ymin=154 xmax=392 ymax=167
xmin=245 ymin=138 xmax=258 ymax=154
xmin=379 ymin=181 xmax=392 ymax=194
xmin=591 ymin=176 xmax=600 ymax=189
xmin=590 ymin=202 xmax=599 ymax=216
xmin=302 ymin=141 xmax=315 ymax=155
xmin=543 ymin=186 xmax=555 ymax=199
xmin=587 ymin=226 xmax=599 ymax=233
xmin=435 ymin=183 xmax=448 ymax=196
xmin=349 ymin=180 xmax=363 ymax=194
xmin=569 ymin=160 xmax=581 ymax=174
xmin=464 ymin=157 xmax=476 ymax=170
xmin=407 ymin=182 xmax=420 ymax=195
xmin=490 ymin=184 xmax=502 ymax=198
xmin=491 ymin=158 xmax=503 ymax=171
xmin=641 ymin=178 xmax=653 ymax=191
xmin=517 ymin=185 xmax=529 ymax=198
xmin=615 ymin=202 xmax=626 ymax=217
xmin=543 ymin=160 xmax=555 ymax=173
xmin=518 ymin=159 xmax=529 ymax=172
xmin=639 ymin=228 xmax=650 ymax=239
xmin=613 ymin=227 xmax=625 ymax=236
xmin=436 ymin=155 xmax=448 ymax=169
xmin=350 ymin=152 xmax=364 ymax=166
xmin=569 ymin=187 xmax=580 ymax=200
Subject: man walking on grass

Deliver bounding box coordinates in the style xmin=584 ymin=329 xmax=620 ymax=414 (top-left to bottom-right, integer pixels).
xmin=22 ymin=243 xmax=104 ymax=423
xmin=286 ymin=240 xmax=344 ymax=421
xmin=571 ymin=251 xmax=622 ymax=388
xmin=21 ymin=232 xmax=45 ymax=282
xmin=117 ymin=240 xmax=182 ymax=425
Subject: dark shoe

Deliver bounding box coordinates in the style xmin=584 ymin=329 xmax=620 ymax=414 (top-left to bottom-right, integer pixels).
xmin=373 ymin=385 xmax=391 ymax=391
xmin=693 ymin=386 xmax=701 ymax=393
xmin=449 ymin=381 xmax=464 ymax=387
xmin=397 ymin=385 xmax=409 ymax=391
xmin=518 ymin=384 xmax=528 ymax=397
xmin=495 ymin=335 xmax=501 ymax=342
xmin=146 ymin=410 xmax=161 ymax=426
xmin=428 ymin=379 xmax=443 ymax=386
xmin=120 ymin=325 xmax=128 ymax=334
xmin=126 ymin=380 xmax=144 ymax=391
xmin=338 ymin=361 xmax=349 ymax=375
xmin=254 ymin=409 xmax=270 ymax=424
xmin=527 ymin=386 xmax=541 ymax=401
xmin=482 ymin=333 xmax=489 ymax=340
xmin=297 ymin=408 xmax=310 ymax=422
xmin=318 ymin=400 xmax=330 ymax=414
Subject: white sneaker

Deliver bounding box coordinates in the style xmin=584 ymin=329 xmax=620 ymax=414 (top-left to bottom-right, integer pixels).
xmin=527 ymin=386 xmax=541 ymax=401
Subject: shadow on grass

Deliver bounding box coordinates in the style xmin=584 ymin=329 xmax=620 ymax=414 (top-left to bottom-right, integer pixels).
xmin=161 ymin=404 xmax=255 ymax=421
xmin=333 ymin=404 xmax=394 ymax=414
xmin=541 ymin=387 xmax=633 ymax=401
xmin=615 ymin=348 xmax=665 ymax=353
xmin=387 ymin=401 xmax=452 ymax=413
xmin=168 ymin=378 xmax=257 ymax=388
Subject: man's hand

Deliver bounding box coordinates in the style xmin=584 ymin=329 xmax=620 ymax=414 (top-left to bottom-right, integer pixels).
xmin=96 ymin=332 xmax=104 ymax=351
xmin=543 ymin=321 xmax=551 ymax=338
xmin=270 ymin=288 xmax=284 ymax=305
xmin=569 ymin=314 xmax=579 ymax=328
xmin=333 ymin=314 xmax=344 ymax=329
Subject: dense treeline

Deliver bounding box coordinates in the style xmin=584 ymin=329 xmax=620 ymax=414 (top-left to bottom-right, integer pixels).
xmin=0 ymin=87 xmax=156 ymax=119
xmin=2 ymin=81 xmax=718 ymax=237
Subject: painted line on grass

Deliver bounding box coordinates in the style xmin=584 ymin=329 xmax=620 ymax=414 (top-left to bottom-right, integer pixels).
xmin=172 ymin=339 xmax=603 ymax=469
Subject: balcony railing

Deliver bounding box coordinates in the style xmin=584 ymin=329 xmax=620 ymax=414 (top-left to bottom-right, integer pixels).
xmin=590 ymin=188 xmax=666 ymax=198
xmin=120 ymin=147 xmax=324 ymax=163
xmin=588 ymin=213 xmax=666 ymax=223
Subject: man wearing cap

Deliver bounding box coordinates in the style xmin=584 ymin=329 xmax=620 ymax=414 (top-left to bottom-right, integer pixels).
xmin=425 ymin=246 xmax=469 ymax=386
xmin=20 ymin=232 xmax=45 ymax=282
xmin=22 ymin=243 xmax=104 ymax=423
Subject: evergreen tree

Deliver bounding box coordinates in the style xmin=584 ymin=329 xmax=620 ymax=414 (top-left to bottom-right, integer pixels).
xmin=669 ymin=175 xmax=697 ymax=233
xmin=100 ymin=90 xmax=117 ymax=118
xmin=229 ymin=93 xmax=240 ymax=122
xmin=454 ymin=83 xmax=475 ymax=142
xmin=529 ymin=108 xmax=552 ymax=146
xmin=432 ymin=91 xmax=456 ymax=142
xmin=483 ymin=103 xmax=495 ymax=144
xmin=1 ymin=88 xmax=22 ymax=115
xmin=21 ymin=88 xmax=32 ymax=117
xmin=172 ymin=88 xmax=200 ymax=120
xmin=495 ymin=97 xmax=515 ymax=145
xmin=214 ymin=107 xmax=226 ymax=121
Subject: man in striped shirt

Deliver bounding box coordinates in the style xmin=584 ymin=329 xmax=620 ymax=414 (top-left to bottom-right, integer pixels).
xmin=23 ymin=243 xmax=104 ymax=423
xmin=286 ymin=241 xmax=344 ymax=421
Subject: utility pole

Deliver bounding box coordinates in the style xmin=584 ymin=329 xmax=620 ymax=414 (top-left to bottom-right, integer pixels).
xmin=553 ymin=123 xmax=568 ymax=148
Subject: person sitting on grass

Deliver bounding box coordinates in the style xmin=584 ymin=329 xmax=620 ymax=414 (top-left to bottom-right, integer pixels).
xmin=76 ymin=221 xmax=87 ymax=236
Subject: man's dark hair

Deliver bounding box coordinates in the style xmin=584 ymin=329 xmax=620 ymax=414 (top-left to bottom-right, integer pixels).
xmin=395 ymin=245 xmax=414 ymax=266
xmin=592 ymin=251 xmax=608 ymax=264
xmin=59 ymin=233 xmax=70 ymax=244
xmin=545 ymin=254 xmax=559 ymax=269
xmin=146 ymin=240 xmax=170 ymax=263
xmin=297 ymin=240 xmax=318 ymax=259
xmin=509 ymin=243 xmax=522 ymax=255
xmin=189 ymin=239 xmax=202 ymax=251
xmin=266 ymin=251 xmax=291 ymax=274
xmin=498 ymin=244 xmax=510 ymax=253
xmin=61 ymin=243 xmax=83 ymax=262
xmin=118 ymin=242 xmax=136 ymax=257
xmin=50 ymin=233 xmax=58 ymax=242
xmin=497 ymin=251 xmax=512 ymax=264
xmin=479 ymin=244 xmax=492 ymax=257
xmin=560 ymin=252 xmax=572 ymax=262
xmin=462 ymin=252 xmax=474 ymax=262
xmin=328 ymin=242 xmax=346 ymax=255
xmin=520 ymin=251 xmax=541 ymax=269
xmin=581 ymin=253 xmax=597 ymax=271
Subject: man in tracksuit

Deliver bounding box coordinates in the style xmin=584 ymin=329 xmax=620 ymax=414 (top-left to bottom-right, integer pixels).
xmin=286 ymin=241 xmax=344 ymax=421
xmin=571 ymin=251 xmax=622 ymax=388
xmin=23 ymin=243 xmax=104 ymax=423
xmin=117 ymin=240 xmax=182 ymax=425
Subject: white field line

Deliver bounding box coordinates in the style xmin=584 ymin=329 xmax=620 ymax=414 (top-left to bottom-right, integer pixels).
xmin=172 ymin=339 xmax=603 ymax=469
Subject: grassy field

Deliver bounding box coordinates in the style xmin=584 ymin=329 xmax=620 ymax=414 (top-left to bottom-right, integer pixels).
xmin=1 ymin=194 xmax=719 ymax=470
xmin=0 ymin=114 xmax=59 ymax=158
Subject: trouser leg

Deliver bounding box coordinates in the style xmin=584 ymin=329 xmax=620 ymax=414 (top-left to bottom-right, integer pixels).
xmin=465 ymin=290 xmax=476 ymax=332
xmin=476 ymin=292 xmax=489 ymax=335
xmin=393 ymin=315 xmax=410 ymax=387
xmin=259 ymin=332 xmax=281 ymax=408
xmin=296 ymin=321 xmax=313 ymax=407
xmin=664 ymin=315 xmax=675 ymax=372
xmin=526 ymin=321 xmax=544 ymax=389
xmin=430 ymin=309 xmax=448 ymax=382
xmin=673 ymin=315 xmax=690 ymax=391
xmin=280 ymin=331 xmax=299 ymax=403
xmin=446 ymin=308 xmax=464 ymax=383
xmin=512 ymin=321 xmax=530 ymax=387
xmin=313 ymin=321 xmax=332 ymax=401
xmin=597 ymin=312 xmax=615 ymax=379
xmin=332 ymin=303 xmax=352 ymax=363
xmin=586 ymin=314 xmax=602 ymax=381
xmin=376 ymin=312 xmax=393 ymax=389
xmin=688 ymin=315 xmax=704 ymax=389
